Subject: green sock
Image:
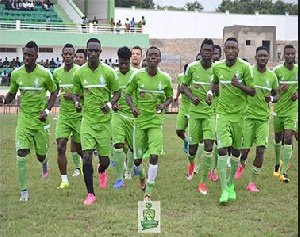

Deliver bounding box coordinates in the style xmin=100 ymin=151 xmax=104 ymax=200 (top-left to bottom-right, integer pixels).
xmin=213 ymin=145 xmax=218 ymax=169
xmin=126 ymin=150 xmax=134 ymax=172
xmin=196 ymin=143 xmax=204 ymax=169
xmin=110 ymin=142 xmax=114 ymax=162
xmin=145 ymin=181 xmax=155 ymax=195
xmin=227 ymin=155 xmax=240 ymax=185
xmin=281 ymin=144 xmax=292 ymax=175
xmin=217 ymin=155 xmax=228 ymax=191
xmin=250 ymin=166 xmax=261 ymax=183
xmin=187 ymin=155 xmax=195 ymax=164
xmin=72 ymin=152 xmax=80 ymax=169
xmin=200 ymin=151 xmax=212 ymax=183
xmin=135 ymin=164 xmax=146 ymax=179
xmin=123 ymin=145 xmax=128 ymax=154
xmin=274 ymin=141 xmax=281 ymax=165
xmin=17 ymin=156 xmax=27 ymax=191
xmin=113 ymin=148 xmax=124 ymax=180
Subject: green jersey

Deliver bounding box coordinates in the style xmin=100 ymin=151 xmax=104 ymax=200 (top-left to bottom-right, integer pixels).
xmin=73 ymin=61 xmax=119 ymax=124
xmin=114 ymin=67 xmax=136 ymax=118
xmin=53 ymin=64 xmax=82 ymax=120
xmin=212 ymin=58 xmax=254 ymax=121
xmin=273 ymin=63 xmax=298 ymax=117
xmin=177 ymin=72 xmax=190 ymax=115
xmin=125 ymin=68 xmax=173 ymax=129
xmin=9 ymin=64 xmax=57 ymax=129
xmin=183 ymin=60 xmax=213 ymax=118
xmin=246 ymin=65 xmax=278 ymax=121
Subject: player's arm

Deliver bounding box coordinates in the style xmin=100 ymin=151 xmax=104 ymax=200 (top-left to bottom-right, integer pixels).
xmin=174 ymin=84 xmax=181 ymax=103
xmin=126 ymin=93 xmax=139 ymax=117
xmin=101 ymin=89 xmax=121 ymax=114
xmin=206 ymin=81 xmax=218 ymax=106
xmin=291 ymin=89 xmax=298 ymax=101
xmin=182 ymin=83 xmax=200 ymax=106
xmin=0 ymin=92 xmax=16 ymax=105
xmin=72 ymin=70 xmax=82 ymax=112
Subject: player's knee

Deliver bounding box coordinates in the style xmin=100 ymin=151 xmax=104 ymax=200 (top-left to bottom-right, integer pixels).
xmin=99 ymin=156 xmax=110 ymax=171
xmin=134 ymin=158 xmax=142 ymax=167
xmin=82 ymin=150 xmax=93 ymax=164
xmin=218 ymin=148 xmax=227 ymax=156
xmin=37 ymin=154 xmax=46 ymax=163
xmin=149 ymin=155 xmax=158 ymax=165
xmin=176 ymin=130 xmax=184 ymax=139
xmin=57 ymin=143 xmax=66 ymax=156
xmin=114 ymin=143 xmax=124 ymax=149
xmin=17 ymin=149 xmax=29 ymax=157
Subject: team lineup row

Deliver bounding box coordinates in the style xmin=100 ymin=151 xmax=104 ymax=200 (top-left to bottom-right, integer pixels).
xmin=0 ymin=37 xmax=297 ymax=205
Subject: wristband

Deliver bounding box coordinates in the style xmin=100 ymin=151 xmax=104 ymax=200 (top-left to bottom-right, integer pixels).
xmin=207 ymin=90 xmax=213 ymax=96
xmin=270 ymin=96 xmax=274 ymax=103
xmin=106 ymin=102 xmax=112 ymax=109
xmin=75 ymin=101 xmax=80 ymax=106
xmin=44 ymin=108 xmax=50 ymax=115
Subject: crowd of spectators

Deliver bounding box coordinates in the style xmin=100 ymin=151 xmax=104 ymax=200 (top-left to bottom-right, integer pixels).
xmin=3 ymin=0 xmax=52 ymax=11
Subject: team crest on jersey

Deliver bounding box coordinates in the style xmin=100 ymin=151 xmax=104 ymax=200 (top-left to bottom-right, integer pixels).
xmin=140 ymin=92 xmax=145 ymax=98
xmin=83 ymin=80 xmax=88 ymax=84
xmin=265 ymin=79 xmax=270 ymax=88
xmin=34 ymin=78 xmax=40 ymax=88
xmin=157 ymin=81 xmax=162 ymax=91
xmin=140 ymin=84 xmax=145 ymax=88
xmin=194 ymin=84 xmax=199 ymax=89
xmin=99 ymin=75 xmax=105 ymax=85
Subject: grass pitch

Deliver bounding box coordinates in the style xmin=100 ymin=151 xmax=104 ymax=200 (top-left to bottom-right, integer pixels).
xmin=0 ymin=114 xmax=298 ymax=236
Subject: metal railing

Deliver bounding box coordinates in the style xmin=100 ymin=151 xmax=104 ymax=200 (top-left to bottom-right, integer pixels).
xmin=0 ymin=20 xmax=144 ymax=34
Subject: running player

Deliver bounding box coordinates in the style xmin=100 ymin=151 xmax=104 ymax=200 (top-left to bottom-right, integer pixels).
xmin=0 ymin=41 xmax=57 ymax=201
xmin=272 ymin=44 xmax=298 ymax=182
xmin=206 ymin=37 xmax=255 ymax=203
xmin=53 ymin=43 xmax=84 ymax=189
xmin=73 ymin=38 xmax=120 ymax=205
xmin=234 ymin=46 xmax=279 ymax=193
xmin=125 ymin=46 xmax=173 ymax=202
xmin=181 ymin=38 xmax=215 ymax=194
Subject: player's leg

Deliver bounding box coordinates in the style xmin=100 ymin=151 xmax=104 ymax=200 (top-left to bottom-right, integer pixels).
xmin=124 ymin=119 xmax=135 ymax=180
xmin=279 ymin=129 xmax=293 ymax=182
xmin=133 ymin=126 xmax=147 ymax=192
xmin=186 ymin=117 xmax=200 ymax=180
xmin=194 ymin=141 xmax=204 ymax=174
xmin=234 ymin=118 xmax=255 ymax=180
xmin=80 ymin=122 xmax=97 ymax=205
xmin=273 ymin=115 xmax=283 ymax=176
xmin=176 ymin=113 xmax=189 ymax=153
xmin=216 ymin=115 xmax=231 ymax=203
xmin=198 ymin=116 xmax=215 ymax=194
xmin=70 ymin=136 xmax=81 ymax=176
xmin=144 ymin=127 xmax=164 ymax=201
xmin=56 ymin=138 xmax=70 ymax=188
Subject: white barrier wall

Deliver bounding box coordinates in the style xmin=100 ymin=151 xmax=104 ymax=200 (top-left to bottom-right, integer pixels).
xmin=115 ymin=8 xmax=298 ymax=40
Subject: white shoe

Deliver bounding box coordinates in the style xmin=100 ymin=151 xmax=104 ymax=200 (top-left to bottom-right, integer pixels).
xmin=19 ymin=190 xmax=29 ymax=202
xmin=72 ymin=168 xmax=81 ymax=177
xmin=124 ymin=171 xmax=132 ymax=180
xmin=227 ymin=156 xmax=231 ymax=168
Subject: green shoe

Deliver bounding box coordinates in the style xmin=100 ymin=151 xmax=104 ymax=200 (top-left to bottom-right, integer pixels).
xmin=219 ymin=190 xmax=228 ymax=203
xmin=227 ymin=184 xmax=236 ymax=200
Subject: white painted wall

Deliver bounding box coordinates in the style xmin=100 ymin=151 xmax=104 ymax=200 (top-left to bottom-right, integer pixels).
xmin=115 ymin=8 xmax=298 ymax=40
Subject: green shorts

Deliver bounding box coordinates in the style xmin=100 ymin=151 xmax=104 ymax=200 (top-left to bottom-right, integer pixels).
xmin=176 ymin=112 xmax=188 ymax=131
xmin=80 ymin=121 xmax=111 ymax=156
xmin=242 ymin=118 xmax=269 ymax=149
xmin=55 ymin=118 xmax=81 ymax=143
xmin=111 ymin=113 xmax=134 ymax=149
xmin=216 ymin=114 xmax=243 ymax=149
xmin=133 ymin=125 xmax=163 ymax=159
xmin=15 ymin=123 xmax=50 ymax=155
xmin=273 ymin=113 xmax=298 ymax=133
xmin=188 ymin=116 xmax=215 ymax=145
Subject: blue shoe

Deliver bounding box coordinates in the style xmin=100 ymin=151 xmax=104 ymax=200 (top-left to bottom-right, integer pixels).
xmin=133 ymin=169 xmax=139 ymax=176
xmin=113 ymin=179 xmax=125 ymax=189
xmin=184 ymin=140 xmax=188 ymax=153
xmin=109 ymin=160 xmax=115 ymax=168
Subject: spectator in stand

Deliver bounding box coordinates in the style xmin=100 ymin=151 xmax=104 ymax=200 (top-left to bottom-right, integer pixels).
xmin=81 ymin=16 xmax=89 ymax=33
xmin=137 ymin=21 xmax=143 ymax=33
xmin=1 ymin=70 xmax=9 ymax=86
xmin=92 ymin=16 xmax=98 ymax=25
xmin=15 ymin=57 xmax=22 ymax=68
xmin=56 ymin=57 xmax=62 ymax=67
xmin=142 ymin=16 xmax=146 ymax=26
xmin=10 ymin=58 xmax=16 ymax=68
xmin=28 ymin=1 xmax=34 ymax=11
xmin=130 ymin=17 xmax=135 ymax=33
xmin=41 ymin=0 xmax=49 ymax=11
xmin=0 ymin=58 xmax=3 ymax=68
xmin=3 ymin=57 xmax=10 ymax=68
xmin=110 ymin=18 xmax=115 ymax=33
xmin=44 ymin=59 xmax=50 ymax=68
xmin=50 ymin=58 xmax=56 ymax=68
xmin=125 ymin=17 xmax=130 ymax=34
xmin=46 ymin=15 xmax=51 ymax=31
xmin=116 ymin=19 xmax=122 ymax=34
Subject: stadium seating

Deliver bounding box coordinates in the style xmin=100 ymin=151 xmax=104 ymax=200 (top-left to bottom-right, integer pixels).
xmin=0 ymin=4 xmax=63 ymax=23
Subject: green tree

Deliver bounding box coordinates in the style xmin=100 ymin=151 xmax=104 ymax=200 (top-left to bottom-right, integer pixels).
xmin=216 ymin=0 xmax=298 ymax=15
xmin=115 ymin=0 xmax=154 ymax=8
xmin=184 ymin=1 xmax=204 ymax=11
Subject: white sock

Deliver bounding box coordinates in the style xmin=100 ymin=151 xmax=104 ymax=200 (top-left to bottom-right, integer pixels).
xmin=134 ymin=163 xmax=143 ymax=172
xmin=61 ymin=175 xmax=68 ymax=183
xmin=148 ymin=164 xmax=158 ymax=183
